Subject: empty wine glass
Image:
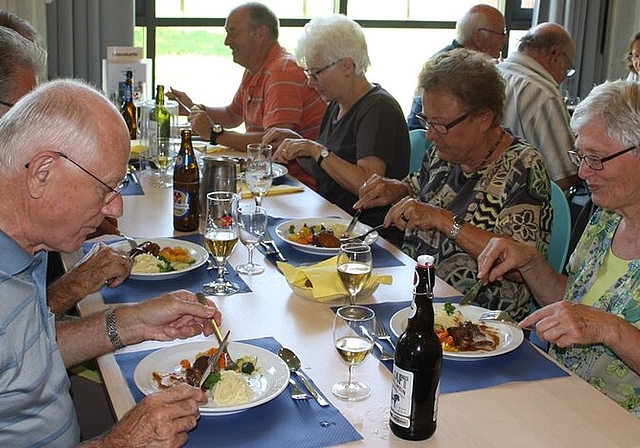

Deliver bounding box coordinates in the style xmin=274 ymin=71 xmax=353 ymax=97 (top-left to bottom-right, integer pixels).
xmin=245 ymin=143 xmax=273 ymax=206
xmin=332 ymin=305 xmax=375 ymax=401
xmin=235 ymin=204 xmax=267 ymax=275
xmin=337 ymin=243 xmax=373 ymax=306
xmin=152 ymin=137 xmax=175 ymax=188
xmin=203 ymin=191 xmax=240 ymax=295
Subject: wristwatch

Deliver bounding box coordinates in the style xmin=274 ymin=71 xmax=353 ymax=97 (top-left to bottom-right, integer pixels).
xmin=209 ymin=123 xmax=224 ymax=145
xmin=448 ymin=215 xmax=466 ymax=241
xmin=317 ymin=148 xmax=330 ymax=167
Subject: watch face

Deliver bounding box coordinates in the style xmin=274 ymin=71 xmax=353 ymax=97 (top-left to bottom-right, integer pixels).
xmin=321 ymin=149 xmax=329 ymax=158
xmin=213 ymin=124 xmax=223 ymax=133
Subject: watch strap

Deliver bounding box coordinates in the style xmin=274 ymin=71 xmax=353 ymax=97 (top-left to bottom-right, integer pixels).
xmin=105 ymin=308 xmax=125 ymax=350
xmin=317 ymin=150 xmax=330 ymax=167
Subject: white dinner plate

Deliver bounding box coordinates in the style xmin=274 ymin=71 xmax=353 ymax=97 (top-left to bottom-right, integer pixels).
xmin=271 ymin=163 xmax=288 ymax=179
xmin=274 ymin=217 xmax=379 ymax=256
xmin=134 ymin=341 xmax=289 ymax=415
xmin=109 ymin=237 xmax=208 ymax=281
xmin=389 ymin=303 xmax=524 ymax=361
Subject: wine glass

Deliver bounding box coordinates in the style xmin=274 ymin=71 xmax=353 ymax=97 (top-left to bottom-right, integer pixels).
xmin=152 ymin=137 xmax=175 ymax=188
xmin=332 ymin=305 xmax=375 ymax=401
xmin=337 ymin=243 xmax=373 ymax=306
xmin=235 ymin=204 xmax=268 ymax=275
xmin=245 ymin=143 xmax=273 ymax=206
xmin=203 ymin=191 xmax=240 ymax=295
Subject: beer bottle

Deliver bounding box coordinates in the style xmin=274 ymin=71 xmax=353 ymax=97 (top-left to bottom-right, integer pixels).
xmin=120 ymin=70 xmax=137 ymax=140
xmin=149 ymin=84 xmax=171 ymax=151
xmin=389 ymin=254 xmax=442 ymax=440
xmin=173 ymin=128 xmax=200 ymax=231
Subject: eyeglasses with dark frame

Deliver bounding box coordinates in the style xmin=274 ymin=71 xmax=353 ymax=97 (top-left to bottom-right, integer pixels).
xmin=415 ymin=111 xmax=471 ymax=135
xmin=567 ymin=145 xmax=637 ymax=171
xmin=0 ymin=100 xmax=14 ymax=108
xmin=304 ymin=59 xmax=342 ymax=80
xmin=477 ymin=27 xmax=507 ymax=37
xmin=25 ymin=151 xmax=125 ymax=204
xmin=562 ymin=51 xmax=576 ymax=77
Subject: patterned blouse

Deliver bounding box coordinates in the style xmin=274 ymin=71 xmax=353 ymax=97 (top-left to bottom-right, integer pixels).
xmin=551 ymin=208 xmax=640 ymax=417
xmin=402 ymin=134 xmax=552 ymax=320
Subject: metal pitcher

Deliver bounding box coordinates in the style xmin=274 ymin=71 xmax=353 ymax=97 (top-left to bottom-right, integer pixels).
xmin=200 ymin=156 xmax=239 ymax=215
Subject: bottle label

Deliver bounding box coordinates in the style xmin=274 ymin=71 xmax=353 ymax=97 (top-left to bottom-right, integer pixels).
xmin=173 ymin=188 xmax=192 ymax=218
xmin=390 ymin=364 xmax=414 ymax=428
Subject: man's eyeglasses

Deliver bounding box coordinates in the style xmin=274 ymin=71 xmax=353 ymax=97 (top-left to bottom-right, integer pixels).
xmin=567 ymin=145 xmax=637 ymax=171
xmin=0 ymin=100 xmax=14 ymax=108
xmin=25 ymin=152 xmax=125 ymax=204
xmin=478 ymin=27 xmax=507 ymax=37
xmin=415 ymin=111 xmax=471 ymax=135
xmin=304 ymin=59 xmax=341 ymax=81
xmin=562 ymin=51 xmax=576 ymax=77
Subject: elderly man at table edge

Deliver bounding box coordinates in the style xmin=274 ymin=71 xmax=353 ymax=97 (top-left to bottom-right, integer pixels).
xmin=0 ymin=78 xmax=223 ymax=446
xmin=167 ymin=2 xmax=326 ymax=189
xmin=477 ymin=80 xmax=640 ymax=417
xmin=407 ymin=3 xmax=507 ymax=130
xmin=498 ymin=22 xmax=580 ymax=191
xmin=0 ymin=10 xmax=134 ymax=317
xmin=355 ymin=48 xmax=551 ymax=321
xmin=263 ymin=14 xmax=410 ymax=246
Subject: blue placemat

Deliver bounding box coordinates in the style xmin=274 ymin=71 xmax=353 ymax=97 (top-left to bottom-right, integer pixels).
xmin=121 ymin=178 xmax=144 ymax=196
xmin=260 ymin=217 xmax=405 ymax=269
xmin=351 ymin=301 xmax=569 ymax=394
xmin=116 ymin=336 xmax=363 ymax=447
xmin=84 ymin=234 xmax=251 ymax=303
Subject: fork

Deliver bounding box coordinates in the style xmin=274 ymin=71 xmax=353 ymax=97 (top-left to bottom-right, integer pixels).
xmin=288 ymin=378 xmax=309 ymax=400
xmin=478 ymin=310 xmax=534 ymax=332
xmin=374 ymin=319 xmax=396 ymax=350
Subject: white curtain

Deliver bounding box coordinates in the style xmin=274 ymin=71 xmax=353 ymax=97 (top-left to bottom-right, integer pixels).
xmin=46 ymin=0 xmax=134 ymax=87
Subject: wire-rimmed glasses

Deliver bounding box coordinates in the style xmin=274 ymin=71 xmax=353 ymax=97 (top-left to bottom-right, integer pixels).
xmin=567 ymin=146 xmax=637 ymax=171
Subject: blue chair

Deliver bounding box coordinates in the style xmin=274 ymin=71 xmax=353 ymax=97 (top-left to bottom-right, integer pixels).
xmin=548 ymin=181 xmax=572 ymax=273
xmin=408 ymin=129 xmax=429 ymax=172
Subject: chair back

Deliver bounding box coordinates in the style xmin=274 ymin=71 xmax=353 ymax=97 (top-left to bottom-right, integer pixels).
xmin=548 ymin=181 xmax=571 ymax=273
xmin=409 ymin=129 xmax=429 ymax=172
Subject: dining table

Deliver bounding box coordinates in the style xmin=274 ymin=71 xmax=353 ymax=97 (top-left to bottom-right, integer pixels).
xmin=62 ymin=149 xmax=640 ymax=447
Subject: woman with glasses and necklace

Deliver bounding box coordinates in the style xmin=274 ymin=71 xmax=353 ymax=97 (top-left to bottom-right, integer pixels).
xmin=356 ymin=48 xmax=552 ymax=321
xmin=478 ymin=80 xmax=640 ymax=417
xmin=263 ymin=14 xmax=410 ymax=246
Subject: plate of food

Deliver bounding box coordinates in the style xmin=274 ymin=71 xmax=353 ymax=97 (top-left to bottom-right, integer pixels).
xmin=389 ymin=303 xmax=524 ymax=361
xmin=274 ymin=217 xmax=379 ymax=256
xmin=134 ymin=341 xmax=289 ymax=415
xmin=109 ymin=237 xmax=208 ymax=280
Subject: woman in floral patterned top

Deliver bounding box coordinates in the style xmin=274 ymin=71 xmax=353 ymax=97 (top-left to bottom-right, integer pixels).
xmin=478 ymin=80 xmax=640 ymax=416
xmin=355 ymin=48 xmax=552 ymax=320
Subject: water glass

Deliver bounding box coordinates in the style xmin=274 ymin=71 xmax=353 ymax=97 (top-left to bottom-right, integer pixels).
xmin=236 ymin=205 xmax=268 ymax=275
xmin=245 ymin=143 xmax=273 ymax=207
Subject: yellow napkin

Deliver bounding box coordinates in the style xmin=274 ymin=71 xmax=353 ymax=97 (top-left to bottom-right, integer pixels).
xmin=241 ymin=184 xmax=304 ymax=199
xmin=277 ymin=256 xmax=393 ymax=303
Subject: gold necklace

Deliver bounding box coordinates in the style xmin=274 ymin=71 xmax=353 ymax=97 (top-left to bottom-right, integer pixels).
xmin=476 ymin=129 xmax=505 ymax=170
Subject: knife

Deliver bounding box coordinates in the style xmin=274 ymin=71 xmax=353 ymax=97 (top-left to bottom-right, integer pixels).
xmin=343 ymin=209 xmax=362 ymax=238
xmin=199 ymin=330 xmax=230 ymax=388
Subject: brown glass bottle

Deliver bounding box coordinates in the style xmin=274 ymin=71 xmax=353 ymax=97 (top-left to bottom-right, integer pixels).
xmin=389 ymin=254 xmax=442 ymax=440
xmin=173 ymin=128 xmax=200 ymax=231
xmin=120 ymin=70 xmax=137 ymax=139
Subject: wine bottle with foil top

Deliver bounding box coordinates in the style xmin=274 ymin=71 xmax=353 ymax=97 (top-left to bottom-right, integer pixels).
xmin=120 ymin=70 xmax=137 ymax=140
xmin=149 ymin=84 xmax=171 ymax=151
xmin=173 ymin=128 xmax=200 ymax=231
xmin=389 ymin=254 xmax=442 ymax=440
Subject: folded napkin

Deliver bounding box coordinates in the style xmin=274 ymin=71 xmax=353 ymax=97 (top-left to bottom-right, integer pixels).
xmin=277 ymin=256 xmax=392 ymax=302
xmin=241 ymin=184 xmax=304 ymax=199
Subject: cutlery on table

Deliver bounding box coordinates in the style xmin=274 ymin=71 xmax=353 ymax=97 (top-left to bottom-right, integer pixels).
xmin=287 ymin=378 xmax=309 ymax=400
xmin=199 ymin=330 xmax=230 ymax=387
xmin=196 ymin=292 xmax=239 ymax=371
xmin=278 ymin=347 xmax=329 ymax=407
xmin=361 ymin=325 xmax=393 ymax=361
xmin=341 ymin=209 xmax=362 ymax=239
xmin=127 ymin=164 xmax=139 ymax=184
xmin=458 ymin=280 xmax=484 ymax=306
xmin=339 ymin=223 xmax=385 ymax=243
xmin=374 ymin=318 xmax=396 ymax=351
xmin=261 ymin=226 xmax=287 ymax=262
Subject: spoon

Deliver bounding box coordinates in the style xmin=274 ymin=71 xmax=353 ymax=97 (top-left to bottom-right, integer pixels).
xmin=278 ymin=347 xmax=329 ymax=407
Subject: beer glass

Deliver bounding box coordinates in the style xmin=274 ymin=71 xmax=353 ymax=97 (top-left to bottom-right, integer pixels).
xmin=203 ymin=192 xmax=239 ymax=295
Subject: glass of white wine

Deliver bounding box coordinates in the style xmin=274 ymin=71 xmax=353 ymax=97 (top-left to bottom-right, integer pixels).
xmin=245 ymin=143 xmax=273 ymax=207
xmin=337 ymin=243 xmax=373 ymax=306
xmin=203 ymin=191 xmax=240 ymax=295
xmin=152 ymin=137 xmax=175 ymax=188
xmin=235 ymin=204 xmax=268 ymax=275
xmin=332 ymin=305 xmax=375 ymax=401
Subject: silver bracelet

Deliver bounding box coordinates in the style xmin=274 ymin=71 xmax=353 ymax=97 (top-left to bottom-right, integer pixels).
xmin=105 ymin=308 xmax=125 ymax=350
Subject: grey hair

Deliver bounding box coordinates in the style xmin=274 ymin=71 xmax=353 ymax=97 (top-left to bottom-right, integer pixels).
xmin=417 ymin=48 xmax=505 ymax=127
xmin=0 ymin=12 xmax=47 ymax=101
xmin=456 ymin=4 xmax=503 ymax=46
xmin=571 ymin=80 xmax=640 ymax=148
xmin=0 ymin=79 xmax=112 ymax=172
xmin=230 ymin=2 xmax=279 ymax=40
xmin=295 ymin=14 xmax=370 ymax=76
